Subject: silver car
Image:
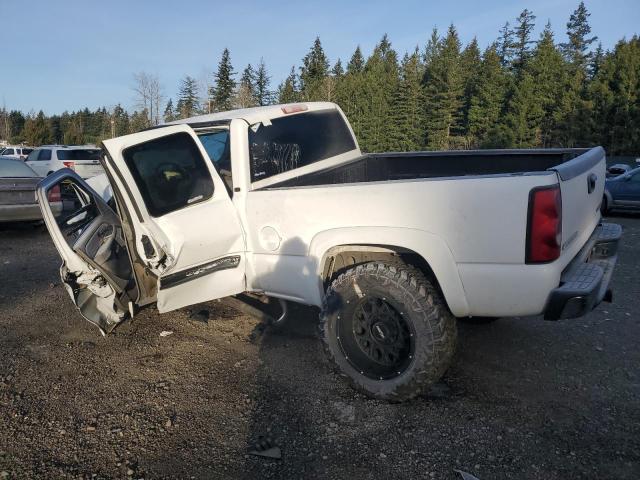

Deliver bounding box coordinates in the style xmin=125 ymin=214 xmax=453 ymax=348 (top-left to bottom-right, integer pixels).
xmin=0 ymin=158 xmax=61 ymax=222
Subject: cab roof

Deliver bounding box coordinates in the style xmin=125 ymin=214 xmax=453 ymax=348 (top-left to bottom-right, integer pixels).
xmin=164 ymin=102 xmax=338 ymax=127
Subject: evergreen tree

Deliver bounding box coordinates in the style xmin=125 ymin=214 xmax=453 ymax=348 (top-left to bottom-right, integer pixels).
xmin=422 ymin=28 xmax=441 ymax=67
xmin=553 ymin=70 xmax=592 ymax=147
xmin=422 ymin=25 xmax=464 ymax=149
xmin=561 ymin=1 xmax=598 ymax=72
xmin=590 ymin=42 xmax=605 ymax=78
xmin=347 ymin=46 xmax=364 ymax=74
xmin=255 ymin=58 xmax=272 ymax=106
xmin=277 ymin=67 xmax=301 ymax=103
xmin=588 ymin=36 xmax=640 ymax=154
xmin=112 ymin=104 xmax=130 ymax=136
xmin=163 ymin=99 xmax=175 ymax=122
xmin=460 ymin=38 xmax=482 ymax=142
xmin=512 ymin=9 xmax=537 ymax=73
xmin=468 ymin=43 xmax=508 ymax=146
xmin=390 ymin=49 xmax=424 ymax=151
xmin=237 ymin=64 xmax=257 ymax=108
xmin=505 ymin=71 xmax=543 ymax=147
xmin=497 ymin=22 xmax=515 ymax=68
xmin=24 ymin=111 xmax=52 ymax=146
xmin=337 ymin=47 xmax=367 ymax=141
xmin=527 ymin=22 xmax=567 ymax=146
xmin=177 ymin=76 xmax=200 ymax=118
xmin=332 ymin=59 xmax=344 ymax=77
xmin=211 ymin=48 xmax=236 ymax=111
xmin=8 ymin=110 xmax=25 ymax=143
xmin=358 ymin=34 xmax=399 ymax=152
xmin=300 ymin=37 xmax=330 ymax=100
xmin=129 ymin=109 xmax=150 ymax=133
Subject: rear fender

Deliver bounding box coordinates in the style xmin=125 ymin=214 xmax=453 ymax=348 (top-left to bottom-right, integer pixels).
xmin=309 ymin=227 xmax=469 ymax=317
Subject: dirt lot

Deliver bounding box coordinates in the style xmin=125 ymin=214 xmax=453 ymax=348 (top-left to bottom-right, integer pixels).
xmin=0 ymin=216 xmax=638 ymax=480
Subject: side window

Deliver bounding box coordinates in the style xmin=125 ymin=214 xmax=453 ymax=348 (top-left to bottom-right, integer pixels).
xmin=26 ymin=150 xmax=39 ymax=162
xmin=123 ymin=132 xmax=214 ymax=217
xmin=198 ymin=130 xmax=230 ymax=169
xmin=38 ymin=149 xmax=52 ymax=161
xmin=4 ymin=149 xmax=14 ymax=155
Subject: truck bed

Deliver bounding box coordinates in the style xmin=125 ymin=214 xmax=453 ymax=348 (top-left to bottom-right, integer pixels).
xmin=267 ymin=148 xmax=593 ymax=188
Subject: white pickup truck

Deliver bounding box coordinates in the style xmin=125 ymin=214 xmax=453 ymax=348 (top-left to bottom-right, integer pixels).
xmin=37 ymin=102 xmax=621 ymax=401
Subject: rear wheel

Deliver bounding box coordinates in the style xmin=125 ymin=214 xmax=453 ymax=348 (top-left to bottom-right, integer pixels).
xmin=320 ymin=261 xmax=457 ymax=402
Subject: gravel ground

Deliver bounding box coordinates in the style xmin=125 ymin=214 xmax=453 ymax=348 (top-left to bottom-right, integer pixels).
xmin=0 ymin=216 xmax=638 ymax=480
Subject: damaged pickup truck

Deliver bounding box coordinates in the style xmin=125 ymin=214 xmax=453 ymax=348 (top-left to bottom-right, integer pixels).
xmin=37 ymin=102 xmax=621 ymax=401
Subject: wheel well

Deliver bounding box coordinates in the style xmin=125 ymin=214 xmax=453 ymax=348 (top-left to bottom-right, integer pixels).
xmin=321 ymin=244 xmax=440 ymax=292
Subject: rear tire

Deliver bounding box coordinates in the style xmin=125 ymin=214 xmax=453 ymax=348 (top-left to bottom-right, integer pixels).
xmin=320 ymin=261 xmax=457 ymax=402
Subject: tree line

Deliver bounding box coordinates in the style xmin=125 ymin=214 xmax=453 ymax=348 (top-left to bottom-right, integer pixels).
xmin=1 ymin=2 xmax=638 ymax=155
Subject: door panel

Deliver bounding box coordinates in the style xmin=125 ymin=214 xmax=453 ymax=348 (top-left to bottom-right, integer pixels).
xmin=101 ymin=124 xmax=246 ymax=313
xmin=36 ymin=170 xmax=136 ymax=333
xmin=615 ymin=172 xmax=640 ymax=205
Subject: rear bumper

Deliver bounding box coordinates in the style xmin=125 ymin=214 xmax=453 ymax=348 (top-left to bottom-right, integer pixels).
xmin=0 ymin=203 xmax=42 ymax=222
xmin=544 ymin=222 xmax=622 ymax=320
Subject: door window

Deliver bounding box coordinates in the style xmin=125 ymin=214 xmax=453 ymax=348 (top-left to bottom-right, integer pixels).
xmin=3 ymin=148 xmax=14 ymax=155
xmin=123 ymin=132 xmax=214 ymax=217
xmin=38 ymin=149 xmax=52 ymax=161
xmin=630 ymin=172 xmax=640 ymax=182
xmin=47 ymin=180 xmax=98 ymax=247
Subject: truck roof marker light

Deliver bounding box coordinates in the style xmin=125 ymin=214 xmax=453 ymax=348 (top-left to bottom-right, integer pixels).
xmin=281 ymin=104 xmax=308 ymax=114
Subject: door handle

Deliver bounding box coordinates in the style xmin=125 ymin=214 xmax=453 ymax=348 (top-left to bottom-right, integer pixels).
xmin=587 ymin=173 xmax=597 ymax=194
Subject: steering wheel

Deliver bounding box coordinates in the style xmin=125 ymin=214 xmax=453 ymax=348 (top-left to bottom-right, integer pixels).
xmin=156 ymin=163 xmax=190 ymax=185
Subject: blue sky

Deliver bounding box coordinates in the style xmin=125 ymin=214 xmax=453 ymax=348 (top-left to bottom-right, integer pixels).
xmin=0 ymin=0 xmax=637 ymax=114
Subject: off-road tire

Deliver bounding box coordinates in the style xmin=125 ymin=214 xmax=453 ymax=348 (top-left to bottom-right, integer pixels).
xmin=320 ymin=261 xmax=457 ymax=402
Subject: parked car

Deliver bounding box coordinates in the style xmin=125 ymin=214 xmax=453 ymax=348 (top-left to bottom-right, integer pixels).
xmin=0 ymin=145 xmax=34 ymax=160
xmin=606 ymin=163 xmax=632 ymax=178
xmin=0 ymin=157 xmax=61 ymax=222
xmin=26 ymin=146 xmax=103 ymax=179
xmin=36 ymin=102 xmax=621 ymax=402
xmin=602 ymin=165 xmax=640 ymax=213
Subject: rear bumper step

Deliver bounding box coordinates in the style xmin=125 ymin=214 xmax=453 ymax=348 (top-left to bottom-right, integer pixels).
xmin=544 ymin=222 xmax=622 ymax=320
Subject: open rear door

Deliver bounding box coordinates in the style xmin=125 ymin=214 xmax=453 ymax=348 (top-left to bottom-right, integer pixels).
xmin=101 ymin=124 xmax=247 ymax=313
xmin=37 ymin=170 xmax=137 ymax=334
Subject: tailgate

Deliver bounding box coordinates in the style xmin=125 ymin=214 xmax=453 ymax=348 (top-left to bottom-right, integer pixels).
xmin=73 ymin=160 xmax=104 ymax=179
xmin=0 ymin=178 xmax=39 ymax=205
xmin=551 ymin=147 xmax=606 ymax=263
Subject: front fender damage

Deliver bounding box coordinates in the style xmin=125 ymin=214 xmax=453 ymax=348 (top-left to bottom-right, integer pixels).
xmin=60 ymin=263 xmax=126 ymax=335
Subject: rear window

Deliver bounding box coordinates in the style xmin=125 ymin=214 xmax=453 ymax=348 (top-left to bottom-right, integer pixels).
xmin=123 ymin=132 xmax=214 ymax=217
xmin=2 ymin=149 xmax=14 ymax=155
xmin=0 ymin=159 xmax=37 ymax=177
xmin=57 ymin=149 xmax=101 ymax=161
xmin=248 ymin=110 xmax=356 ymax=182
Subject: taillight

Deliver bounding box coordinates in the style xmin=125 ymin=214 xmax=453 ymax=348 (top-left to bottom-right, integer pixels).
xmin=526 ymin=185 xmax=562 ymax=263
xmin=48 ymin=185 xmax=61 ymax=202
xmin=63 ymin=161 xmax=75 ymax=170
